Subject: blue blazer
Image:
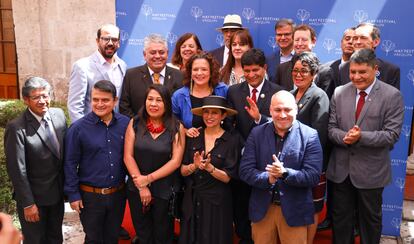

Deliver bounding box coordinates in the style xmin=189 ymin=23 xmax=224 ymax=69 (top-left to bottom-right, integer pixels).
xmin=265 ymin=49 xmax=281 ymax=83
xmin=239 ymin=120 xmax=322 ymax=226
xmin=172 ymin=82 xmax=228 ymax=128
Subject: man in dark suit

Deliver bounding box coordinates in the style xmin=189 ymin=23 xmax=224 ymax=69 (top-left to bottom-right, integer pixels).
xmin=274 ymin=24 xmax=335 ymax=98
xmin=227 ymin=48 xmax=282 ymax=244
xmin=209 ymin=14 xmax=246 ymax=67
xmin=5 ymin=77 xmax=67 ymax=244
xmin=119 ymin=33 xmax=183 ymax=118
xmin=266 ymin=18 xmax=295 ymax=82
xmin=327 ymin=49 xmax=404 ymax=244
xmin=239 ymin=90 xmax=322 ymax=244
xmin=338 ymin=23 xmax=400 ymax=89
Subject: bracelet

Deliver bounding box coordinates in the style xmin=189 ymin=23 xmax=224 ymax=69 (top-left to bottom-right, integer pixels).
xmin=209 ymin=166 xmax=215 ymax=174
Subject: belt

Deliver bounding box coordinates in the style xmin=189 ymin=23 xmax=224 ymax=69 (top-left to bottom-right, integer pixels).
xmin=80 ymin=183 xmax=125 ymax=195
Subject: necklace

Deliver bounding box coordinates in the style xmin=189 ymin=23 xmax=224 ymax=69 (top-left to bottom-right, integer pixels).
xmin=146 ymin=120 xmax=165 ymax=134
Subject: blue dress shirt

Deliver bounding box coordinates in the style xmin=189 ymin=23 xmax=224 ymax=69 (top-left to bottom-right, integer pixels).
xmin=64 ymin=111 xmax=130 ymax=202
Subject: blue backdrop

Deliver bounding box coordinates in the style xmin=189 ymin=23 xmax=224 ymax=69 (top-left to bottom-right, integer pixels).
xmin=116 ymin=0 xmax=413 ymax=236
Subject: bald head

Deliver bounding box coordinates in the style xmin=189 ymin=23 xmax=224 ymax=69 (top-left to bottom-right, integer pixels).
xmin=270 ymin=91 xmax=297 ymax=136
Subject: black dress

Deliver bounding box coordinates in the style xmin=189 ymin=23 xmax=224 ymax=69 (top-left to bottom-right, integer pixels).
xmin=179 ymin=129 xmax=240 ymax=244
xmin=127 ymin=121 xmax=180 ymax=244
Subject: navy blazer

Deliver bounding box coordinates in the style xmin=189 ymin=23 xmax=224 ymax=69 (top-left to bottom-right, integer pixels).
xmin=266 ymin=49 xmax=281 ymax=83
xmin=209 ymin=46 xmax=225 ymax=67
xmin=239 ymin=120 xmax=322 ymax=226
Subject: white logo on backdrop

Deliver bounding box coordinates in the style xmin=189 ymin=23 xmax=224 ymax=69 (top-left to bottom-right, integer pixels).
xmin=353 ymin=10 xmax=368 ymax=23
xmin=142 ymin=4 xmax=153 ymax=20
xmin=391 ymin=218 xmax=401 ymax=231
xmin=242 ymin=8 xmax=255 ymax=23
xmin=166 ymin=32 xmax=178 ymax=47
xmin=323 ymin=38 xmax=336 ymax=53
xmin=191 ymin=6 xmax=203 ymax=22
xmin=216 ymin=34 xmax=224 ymax=47
xmin=296 ymin=9 xmax=310 ymax=24
xmin=120 ymin=30 xmax=129 ymax=43
xmin=381 ymin=40 xmax=396 ymax=56
xmin=401 ymin=125 xmax=411 ymax=142
xmin=268 ymin=36 xmax=277 ymax=51
xmin=395 ymin=177 xmax=405 ymax=192
xmin=408 ymin=70 xmax=414 ymax=86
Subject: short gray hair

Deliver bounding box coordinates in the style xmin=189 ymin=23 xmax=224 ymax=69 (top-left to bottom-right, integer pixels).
xmin=143 ymin=33 xmax=168 ymax=51
xmin=22 ymin=76 xmax=52 ymax=97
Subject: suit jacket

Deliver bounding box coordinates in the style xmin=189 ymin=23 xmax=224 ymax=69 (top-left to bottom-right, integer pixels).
xmin=67 ymin=51 xmax=127 ymax=122
xmin=326 ymin=80 xmax=404 ymax=188
xmin=227 ymin=80 xmax=282 ymax=140
xmin=266 ymin=49 xmax=281 ymax=83
xmin=119 ymin=64 xmax=183 ymax=118
xmin=239 ymin=121 xmax=322 ymax=226
xmin=5 ymin=108 xmax=67 ymax=208
xmin=339 ymin=58 xmax=400 ymax=89
xmin=209 ymin=46 xmax=225 ymax=67
xmin=274 ymin=60 xmax=293 ymax=90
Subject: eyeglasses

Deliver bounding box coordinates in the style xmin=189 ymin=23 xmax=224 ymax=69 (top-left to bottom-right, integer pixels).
xmin=29 ymin=95 xmax=50 ymax=102
xmin=292 ymin=69 xmax=311 ymax=76
xmin=100 ymin=36 xmax=119 ymax=44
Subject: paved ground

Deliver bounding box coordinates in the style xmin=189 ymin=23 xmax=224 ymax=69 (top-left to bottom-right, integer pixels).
xmin=62 ymin=201 xmax=414 ymax=244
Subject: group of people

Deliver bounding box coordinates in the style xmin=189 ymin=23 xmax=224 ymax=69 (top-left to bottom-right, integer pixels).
xmin=3 ymin=12 xmax=404 ymax=244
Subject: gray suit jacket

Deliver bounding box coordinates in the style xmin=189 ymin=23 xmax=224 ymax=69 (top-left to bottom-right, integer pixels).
xmin=5 ymin=108 xmax=67 ymax=207
xmin=326 ymin=80 xmax=404 ymax=188
xmin=67 ymin=51 xmax=127 ymax=122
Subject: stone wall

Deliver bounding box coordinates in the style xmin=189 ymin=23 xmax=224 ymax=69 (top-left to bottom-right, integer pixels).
xmin=12 ymin=0 xmax=115 ymax=101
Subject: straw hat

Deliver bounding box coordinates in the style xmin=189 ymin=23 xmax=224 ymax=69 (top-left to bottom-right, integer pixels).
xmin=191 ymin=96 xmax=238 ymax=117
xmin=216 ymin=14 xmax=246 ymax=31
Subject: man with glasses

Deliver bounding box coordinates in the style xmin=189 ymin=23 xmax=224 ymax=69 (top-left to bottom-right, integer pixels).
xmin=5 ymin=77 xmax=67 ymax=244
xmin=209 ymin=14 xmax=246 ymax=67
xmin=266 ymin=19 xmax=295 ymax=82
xmin=67 ymin=23 xmax=127 ymax=122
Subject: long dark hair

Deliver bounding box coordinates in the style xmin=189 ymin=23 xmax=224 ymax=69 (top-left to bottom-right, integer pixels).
xmin=135 ymin=84 xmax=180 ymax=142
xmin=220 ymin=30 xmax=254 ymax=84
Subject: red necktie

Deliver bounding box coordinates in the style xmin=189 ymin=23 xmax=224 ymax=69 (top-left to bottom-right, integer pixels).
xmin=251 ymin=88 xmax=257 ymax=103
xmin=355 ymin=91 xmax=367 ymax=121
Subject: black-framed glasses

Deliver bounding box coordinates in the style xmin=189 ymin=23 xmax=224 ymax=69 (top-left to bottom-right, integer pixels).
xmin=29 ymin=95 xmax=50 ymax=102
xmin=292 ymin=68 xmax=311 ymax=76
xmin=100 ymin=36 xmax=119 ymax=44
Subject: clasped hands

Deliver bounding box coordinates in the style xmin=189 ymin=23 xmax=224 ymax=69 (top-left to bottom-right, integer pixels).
xmin=193 ymin=151 xmax=213 ymax=172
xmin=343 ymin=125 xmax=361 ymax=145
xmin=266 ymin=154 xmax=286 ymax=184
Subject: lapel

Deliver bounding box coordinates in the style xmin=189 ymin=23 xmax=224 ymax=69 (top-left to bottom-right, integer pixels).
xmin=264 ymin=123 xmax=277 ymax=163
xmin=295 ymin=83 xmax=315 ymax=112
xmin=140 ymin=64 xmax=153 ymax=86
xmin=49 ymin=109 xmax=63 ymax=157
xmin=356 ymin=80 xmax=380 ymax=126
xmin=240 ymin=81 xmax=251 ymax=101
xmin=25 ymin=109 xmax=60 ymax=158
xmin=339 ymin=61 xmax=350 ymax=85
xmin=91 ymin=52 xmax=111 ymax=81
xmin=163 ymin=66 xmax=173 ymax=88
xmin=256 ymin=80 xmax=269 ymax=111
xmin=342 ymin=84 xmax=358 ymax=127
xmin=279 ymin=121 xmax=299 ymax=165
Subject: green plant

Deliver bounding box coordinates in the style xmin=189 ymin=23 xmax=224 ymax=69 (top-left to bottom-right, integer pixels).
xmin=0 ymin=127 xmax=16 ymax=214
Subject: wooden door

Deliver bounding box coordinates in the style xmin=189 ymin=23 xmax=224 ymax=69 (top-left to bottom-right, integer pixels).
xmin=0 ymin=0 xmax=18 ymax=99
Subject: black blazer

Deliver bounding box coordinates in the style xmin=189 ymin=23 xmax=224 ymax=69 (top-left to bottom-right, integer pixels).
xmin=209 ymin=46 xmax=225 ymax=67
xmin=227 ymin=80 xmax=283 ymax=140
xmin=119 ymin=64 xmax=183 ymax=118
xmin=5 ymin=108 xmax=67 ymax=207
xmin=266 ymin=49 xmax=281 ymax=83
xmin=339 ymin=58 xmax=400 ymax=89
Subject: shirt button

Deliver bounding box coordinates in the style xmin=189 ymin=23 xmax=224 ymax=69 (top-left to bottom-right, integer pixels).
xmin=111 ymin=164 xmax=114 ymax=166
xmin=108 ymin=139 xmax=111 ymax=142
xmin=109 ymin=151 xmax=112 ymax=154
xmin=199 ymin=175 xmax=203 ymax=179
xmin=111 ymin=176 xmax=114 ymax=179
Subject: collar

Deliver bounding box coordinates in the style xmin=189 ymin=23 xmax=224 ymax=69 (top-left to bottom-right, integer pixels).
xmin=28 ymin=108 xmax=49 ymax=123
xmin=148 ymin=66 xmax=166 ymax=77
xmin=89 ymin=111 xmax=119 ymax=125
xmin=95 ymin=50 xmax=120 ymax=66
xmin=356 ymin=78 xmax=376 ymax=96
xmin=248 ymin=78 xmax=265 ymax=94
xmin=271 ymin=119 xmax=295 ymax=138
xmin=280 ymin=49 xmax=294 ymax=58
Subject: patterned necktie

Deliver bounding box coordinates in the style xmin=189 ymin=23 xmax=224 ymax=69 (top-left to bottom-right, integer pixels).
xmin=42 ymin=118 xmax=60 ymax=157
xmin=251 ymin=88 xmax=258 ymax=103
xmin=355 ymin=91 xmax=367 ymax=121
xmin=153 ymin=73 xmax=160 ymax=84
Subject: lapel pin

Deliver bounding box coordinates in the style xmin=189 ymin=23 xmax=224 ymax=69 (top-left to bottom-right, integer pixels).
xmin=260 ymin=94 xmax=265 ymax=99
xmin=168 ymin=75 xmax=171 ymax=80
xmin=298 ymin=103 xmax=303 ymax=108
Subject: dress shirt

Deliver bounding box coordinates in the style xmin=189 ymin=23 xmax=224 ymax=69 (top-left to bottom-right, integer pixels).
xmin=148 ymin=66 xmax=166 ymax=84
xmin=355 ymin=78 xmax=376 ymax=106
xmin=64 ymin=111 xmax=130 ymax=202
xmin=280 ymin=50 xmax=294 ymax=64
xmin=96 ymin=51 xmax=124 ymax=99
xmin=223 ymin=46 xmax=230 ymax=67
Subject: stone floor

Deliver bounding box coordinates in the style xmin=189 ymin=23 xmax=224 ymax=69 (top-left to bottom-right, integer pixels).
xmin=62 ymin=201 xmax=414 ymax=244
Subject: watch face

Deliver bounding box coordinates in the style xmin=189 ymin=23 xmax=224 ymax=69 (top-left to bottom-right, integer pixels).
xmin=282 ymin=171 xmax=289 ymax=179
